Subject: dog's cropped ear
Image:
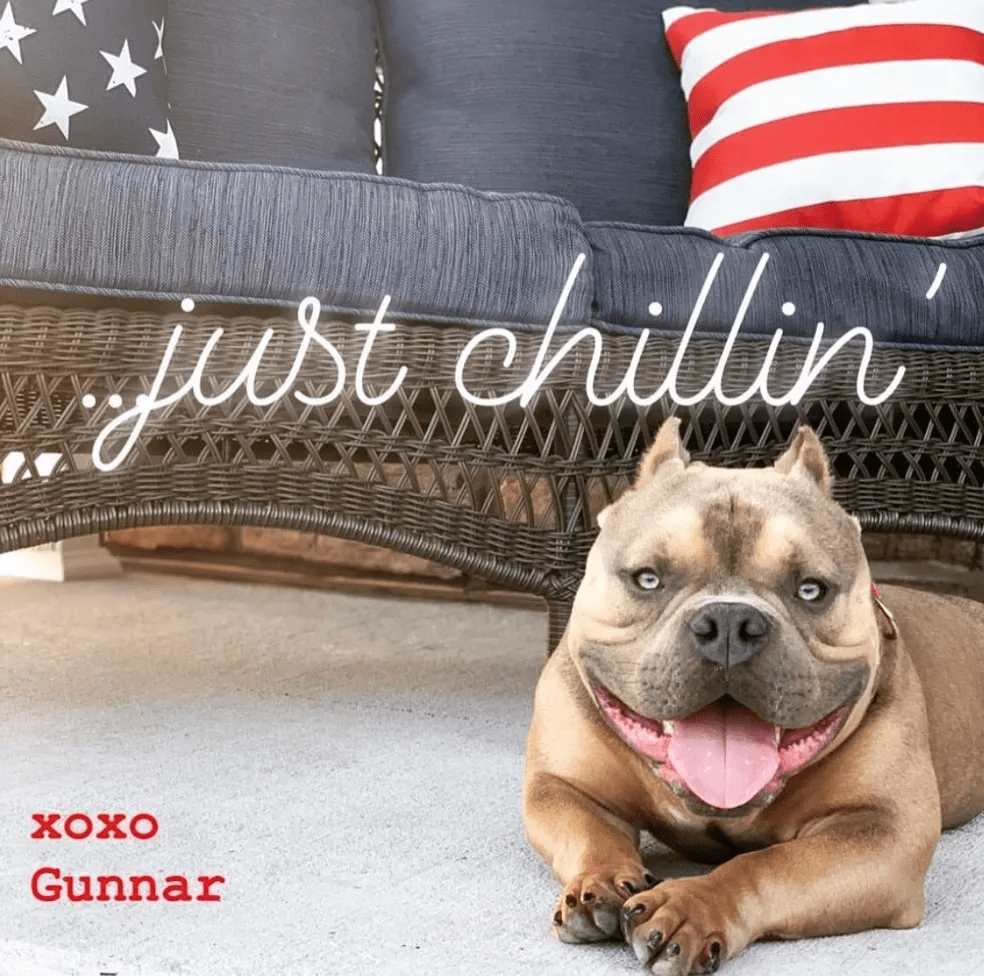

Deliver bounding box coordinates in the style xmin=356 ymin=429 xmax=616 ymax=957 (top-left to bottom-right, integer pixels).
xmin=636 ymin=418 xmax=690 ymax=489
xmin=774 ymin=426 xmax=831 ymax=496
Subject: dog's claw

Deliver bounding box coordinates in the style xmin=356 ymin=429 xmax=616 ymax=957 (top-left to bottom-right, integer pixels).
xmin=696 ymin=941 xmax=722 ymax=974
xmin=640 ymin=928 xmax=667 ymax=966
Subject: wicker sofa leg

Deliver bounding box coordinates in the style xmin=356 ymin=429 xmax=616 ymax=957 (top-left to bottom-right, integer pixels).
xmin=545 ymin=595 xmax=573 ymax=655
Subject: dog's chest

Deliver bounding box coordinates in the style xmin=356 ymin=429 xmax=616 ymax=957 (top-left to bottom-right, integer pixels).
xmin=647 ymin=807 xmax=778 ymax=864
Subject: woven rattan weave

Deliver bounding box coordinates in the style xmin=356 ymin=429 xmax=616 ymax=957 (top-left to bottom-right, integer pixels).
xmin=0 ymin=300 xmax=981 ymax=649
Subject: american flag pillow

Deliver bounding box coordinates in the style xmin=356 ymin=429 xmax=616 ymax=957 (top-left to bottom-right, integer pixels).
xmin=663 ymin=0 xmax=984 ymax=238
xmin=0 ymin=0 xmax=177 ymax=156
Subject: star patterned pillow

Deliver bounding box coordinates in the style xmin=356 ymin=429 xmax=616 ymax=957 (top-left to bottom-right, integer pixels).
xmin=0 ymin=0 xmax=177 ymax=156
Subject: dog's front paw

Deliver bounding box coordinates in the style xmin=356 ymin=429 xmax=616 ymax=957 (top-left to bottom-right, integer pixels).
xmin=553 ymin=867 xmax=659 ymax=944
xmin=621 ymin=877 xmax=727 ymax=974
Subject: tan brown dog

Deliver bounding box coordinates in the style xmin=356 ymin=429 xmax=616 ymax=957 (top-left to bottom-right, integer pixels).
xmin=523 ymin=419 xmax=984 ymax=975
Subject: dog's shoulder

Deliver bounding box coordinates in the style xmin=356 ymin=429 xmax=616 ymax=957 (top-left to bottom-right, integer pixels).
xmin=879 ymin=583 xmax=984 ymax=828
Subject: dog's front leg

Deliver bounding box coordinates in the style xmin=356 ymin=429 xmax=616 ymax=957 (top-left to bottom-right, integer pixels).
xmin=621 ymin=805 xmax=937 ymax=975
xmin=524 ymin=769 xmax=657 ymax=943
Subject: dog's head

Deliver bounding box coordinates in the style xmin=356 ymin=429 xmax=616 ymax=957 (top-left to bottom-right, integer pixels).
xmin=568 ymin=419 xmax=883 ymax=818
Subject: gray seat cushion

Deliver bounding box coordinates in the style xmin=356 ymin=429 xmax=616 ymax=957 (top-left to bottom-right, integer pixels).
xmin=0 ymin=140 xmax=592 ymax=327
xmin=587 ymin=222 xmax=984 ymax=347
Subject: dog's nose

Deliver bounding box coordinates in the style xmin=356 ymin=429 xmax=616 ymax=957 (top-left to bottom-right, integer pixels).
xmin=688 ymin=602 xmax=771 ymax=667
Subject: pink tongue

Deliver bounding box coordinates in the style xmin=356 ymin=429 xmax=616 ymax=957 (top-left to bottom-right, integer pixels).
xmin=667 ymin=700 xmax=780 ymax=810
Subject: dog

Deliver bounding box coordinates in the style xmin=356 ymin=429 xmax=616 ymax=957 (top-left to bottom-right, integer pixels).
xmin=523 ymin=419 xmax=984 ymax=974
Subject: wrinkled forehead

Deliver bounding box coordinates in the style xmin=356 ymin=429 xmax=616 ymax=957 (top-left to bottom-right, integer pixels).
xmin=607 ymin=466 xmax=855 ymax=575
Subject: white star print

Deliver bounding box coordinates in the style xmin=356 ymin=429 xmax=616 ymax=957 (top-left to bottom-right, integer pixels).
xmin=34 ymin=76 xmax=88 ymax=139
xmin=149 ymin=119 xmax=178 ymax=159
xmin=52 ymin=0 xmax=91 ymax=26
xmin=152 ymin=17 xmax=164 ymax=60
xmin=101 ymin=39 xmax=146 ymax=96
xmin=0 ymin=2 xmax=36 ymax=64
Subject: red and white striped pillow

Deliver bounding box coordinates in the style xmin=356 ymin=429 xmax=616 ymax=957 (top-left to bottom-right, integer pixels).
xmin=662 ymin=0 xmax=984 ymax=238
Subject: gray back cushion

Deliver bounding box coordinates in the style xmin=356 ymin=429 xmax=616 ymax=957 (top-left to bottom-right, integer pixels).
xmin=376 ymin=0 xmax=859 ymax=224
xmin=166 ymin=0 xmax=376 ymax=171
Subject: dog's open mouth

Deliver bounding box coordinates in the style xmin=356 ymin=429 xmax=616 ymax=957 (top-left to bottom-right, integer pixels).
xmin=594 ymin=685 xmax=849 ymax=812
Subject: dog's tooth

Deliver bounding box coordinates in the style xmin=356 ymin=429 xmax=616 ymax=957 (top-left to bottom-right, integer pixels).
xmin=662 ymin=720 xmax=675 ymax=734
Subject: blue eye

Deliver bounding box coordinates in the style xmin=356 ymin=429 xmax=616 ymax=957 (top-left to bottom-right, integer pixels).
xmin=633 ymin=569 xmax=662 ymax=591
xmin=796 ymin=579 xmax=827 ymax=603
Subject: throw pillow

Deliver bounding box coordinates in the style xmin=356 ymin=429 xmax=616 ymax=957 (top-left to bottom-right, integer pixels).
xmin=375 ymin=0 xmax=853 ymax=226
xmin=165 ymin=0 xmax=376 ymax=171
xmin=663 ymin=0 xmax=984 ymax=237
xmin=0 ymin=0 xmax=176 ymax=156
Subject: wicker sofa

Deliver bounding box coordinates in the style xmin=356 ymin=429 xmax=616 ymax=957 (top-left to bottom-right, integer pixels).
xmin=1 ymin=0 xmax=984 ymax=649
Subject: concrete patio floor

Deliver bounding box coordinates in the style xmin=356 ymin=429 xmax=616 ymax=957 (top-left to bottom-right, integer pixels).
xmin=1 ymin=572 xmax=981 ymax=975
